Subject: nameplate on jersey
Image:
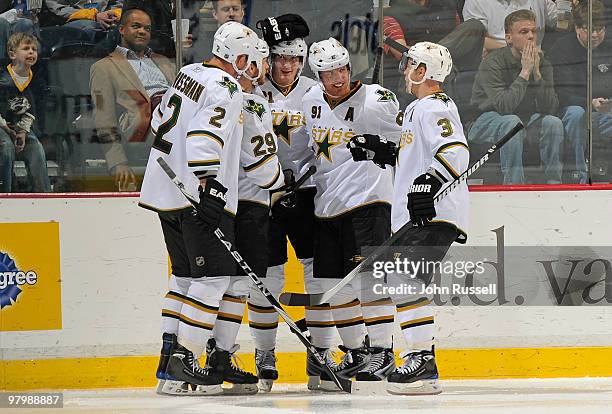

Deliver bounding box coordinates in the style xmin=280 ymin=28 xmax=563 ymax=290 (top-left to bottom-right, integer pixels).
xmin=172 ymin=72 xmax=205 ymax=103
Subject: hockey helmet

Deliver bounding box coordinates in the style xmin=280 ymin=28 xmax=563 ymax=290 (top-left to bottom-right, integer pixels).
xmin=308 ymin=37 xmax=351 ymax=81
xmin=212 ymin=21 xmax=260 ymax=76
xmin=399 ymin=41 xmax=452 ymax=83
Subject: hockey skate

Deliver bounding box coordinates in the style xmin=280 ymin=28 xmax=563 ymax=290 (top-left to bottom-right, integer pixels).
xmin=162 ymin=344 xmax=224 ymax=396
xmin=155 ymin=333 xmax=177 ymax=394
xmin=351 ymin=347 xmax=396 ymax=395
xmin=386 ymin=347 xmax=442 ymax=395
xmin=306 ymin=347 xmax=337 ymax=390
xmin=206 ymin=339 xmax=259 ymax=395
xmin=320 ymin=345 xmax=370 ymax=392
xmin=255 ymin=348 xmax=278 ymax=392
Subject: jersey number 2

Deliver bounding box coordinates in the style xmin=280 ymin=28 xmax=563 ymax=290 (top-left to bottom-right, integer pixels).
xmin=153 ymin=94 xmax=182 ymax=154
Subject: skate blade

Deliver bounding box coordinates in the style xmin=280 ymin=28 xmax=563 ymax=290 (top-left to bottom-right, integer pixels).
xmin=222 ymin=383 xmax=259 ymax=395
xmin=386 ymin=379 xmax=442 ymax=396
xmin=155 ymin=379 xmax=166 ymax=395
xmin=318 ymin=379 xmax=344 ymax=392
xmin=161 ymin=380 xmax=224 ymax=396
xmin=258 ymin=379 xmax=274 ymax=393
xmin=307 ymin=375 xmax=321 ymax=391
xmin=352 ymin=380 xmax=388 ymax=395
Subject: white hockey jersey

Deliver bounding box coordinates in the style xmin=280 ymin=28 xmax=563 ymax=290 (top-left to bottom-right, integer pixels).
xmin=259 ymin=76 xmax=317 ymax=185
xmin=393 ymin=91 xmax=469 ymax=242
xmin=139 ymin=62 xmax=243 ymax=214
xmin=302 ymin=81 xmax=402 ymax=218
xmin=238 ymin=90 xmax=284 ymax=205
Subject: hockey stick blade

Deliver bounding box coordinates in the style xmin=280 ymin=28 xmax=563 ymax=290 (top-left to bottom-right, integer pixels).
xmin=156 ymin=158 xmax=351 ymax=393
xmin=279 ymin=123 xmax=524 ymax=307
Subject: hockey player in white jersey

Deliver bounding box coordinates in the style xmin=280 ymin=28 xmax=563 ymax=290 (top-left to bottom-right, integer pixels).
xmin=209 ymin=38 xmax=286 ymax=394
xmin=139 ymin=21 xmax=260 ymax=396
xmin=304 ymin=37 xmax=403 ymax=389
xmin=348 ymin=41 xmax=469 ymax=395
xmin=254 ymin=15 xmax=337 ymax=391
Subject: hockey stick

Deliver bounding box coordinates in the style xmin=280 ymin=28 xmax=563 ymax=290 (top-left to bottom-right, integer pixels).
xmin=279 ymin=122 xmax=524 ymax=307
xmin=156 ymin=158 xmax=352 ymax=393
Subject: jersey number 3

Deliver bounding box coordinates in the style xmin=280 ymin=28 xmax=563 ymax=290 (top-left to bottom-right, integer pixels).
xmin=437 ymin=118 xmax=453 ymax=138
xmin=153 ymin=94 xmax=182 ymax=154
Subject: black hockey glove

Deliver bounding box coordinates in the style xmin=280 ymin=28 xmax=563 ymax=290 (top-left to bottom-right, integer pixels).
xmin=347 ymin=134 xmax=397 ymax=169
xmin=195 ymin=178 xmax=227 ymax=230
xmin=407 ymin=169 xmax=444 ymax=226
xmin=256 ymin=14 xmax=310 ymax=46
xmin=270 ymin=170 xmax=299 ymax=219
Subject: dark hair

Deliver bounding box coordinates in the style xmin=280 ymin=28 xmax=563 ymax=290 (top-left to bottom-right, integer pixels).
xmin=211 ymin=0 xmax=246 ymax=11
xmin=119 ymin=7 xmax=152 ymax=27
xmin=504 ymin=9 xmax=536 ymax=34
xmin=573 ymin=0 xmax=606 ymax=29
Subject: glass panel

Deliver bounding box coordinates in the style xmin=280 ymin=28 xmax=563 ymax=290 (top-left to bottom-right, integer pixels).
xmin=381 ymin=0 xmax=586 ymax=186
xmin=2 ymin=1 xmax=606 ymax=192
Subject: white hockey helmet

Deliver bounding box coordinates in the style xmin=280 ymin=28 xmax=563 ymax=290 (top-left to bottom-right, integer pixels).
xmin=271 ymin=38 xmax=308 ymax=60
xmin=243 ymin=38 xmax=270 ymax=83
xmin=212 ymin=21 xmax=259 ymax=76
xmin=400 ymin=41 xmax=453 ymax=82
xmin=308 ymin=37 xmax=351 ymax=81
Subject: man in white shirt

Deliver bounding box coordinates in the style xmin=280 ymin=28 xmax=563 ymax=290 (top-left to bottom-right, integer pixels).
xmin=463 ymin=0 xmax=557 ymax=53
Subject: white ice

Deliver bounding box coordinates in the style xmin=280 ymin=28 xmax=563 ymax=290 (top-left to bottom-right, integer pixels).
xmin=10 ymin=378 xmax=612 ymax=414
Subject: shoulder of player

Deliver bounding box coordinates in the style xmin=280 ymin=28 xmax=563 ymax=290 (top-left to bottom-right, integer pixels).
xmin=363 ymin=83 xmax=399 ymax=110
xmin=302 ymin=83 xmax=323 ymax=102
xmin=243 ymin=92 xmax=270 ymax=121
xmin=298 ymin=76 xmax=317 ymax=89
xmin=417 ymin=92 xmax=455 ymax=113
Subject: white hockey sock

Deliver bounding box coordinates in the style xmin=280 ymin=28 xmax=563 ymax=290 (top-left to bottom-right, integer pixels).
xmin=299 ymin=257 xmax=314 ymax=280
xmin=213 ymin=294 xmax=246 ymax=351
xmin=161 ymin=275 xmax=191 ymax=335
xmin=331 ymin=298 xmax=366 ymax=349
xmin=305 ymin=304 xmax=335 ymax=348
xmin=396 ymin=298 xmax=434 ymax=352
xmin=361 ymin=298 xmax=395 ymax=348
xmin=176 ymin=276 xmax=229 ymax=357
xmin=248 ymin=302 xmax=278 ymax=350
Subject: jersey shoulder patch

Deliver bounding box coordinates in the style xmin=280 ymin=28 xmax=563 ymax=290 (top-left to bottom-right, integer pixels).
xmin=428 ymin=92 xmax=452 ymax=106
xmin=217 ymin=76 xmax=240 ymax=98
xmin=244 ymin=98 xmax=267 ymax=121
xmin=375 ymin=88 xmax=397 ymax=103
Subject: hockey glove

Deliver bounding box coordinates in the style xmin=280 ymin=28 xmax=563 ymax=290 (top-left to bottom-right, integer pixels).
xmin=270 ymin=170 xmax=299 ymax=219
xmin=195 ymin=178 xmax=228 ymax=230
xmin=407 ymin=169 xmax=444 ymax=226
xmin=347 ymin=134 xmax=397 ymax=169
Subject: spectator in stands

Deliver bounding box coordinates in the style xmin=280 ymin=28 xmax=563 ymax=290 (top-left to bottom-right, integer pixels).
xmin=45 ymin=0 xmax=123 ymax=42
xmin=196 ymin=0 xmax=246 ymax=61
xmin=469 ymin=9 xmax=563 ymax=185
xmin=463 ymin=0 xmax=558 ymax=55
xmin=0 ymin=1 xmax=40 ymax=60
xmin=551 ymin=0 xmax=612 ymax=184
xmin=0 ymin=32 xmax=50 ymax=192
xmin=90 ymin=7 xmax=175 ymax=191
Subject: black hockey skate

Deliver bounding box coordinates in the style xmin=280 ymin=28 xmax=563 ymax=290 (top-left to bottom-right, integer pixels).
xmin=255 ymin=348 xmax=278 ymax=392
xmin=306 ymin=347 xmax=338 ymax=390
xmin=355 ymin=347 xmax=396 ymax=381
xmin=163 ymin=344 xmax=223 ymax=395
xmin=206 ymin=339 xmax=259 ymax=395
xmin=386 ymin=347 xmax=442 ymax=395
xmin=155 ymin=333 xmax=177 ymax=394
xmin=320 ymin=345 xmax=370 ymax=391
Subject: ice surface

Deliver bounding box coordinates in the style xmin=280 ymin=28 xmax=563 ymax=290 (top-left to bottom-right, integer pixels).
xmin=10 ymin=378 xmax=612 ymax=414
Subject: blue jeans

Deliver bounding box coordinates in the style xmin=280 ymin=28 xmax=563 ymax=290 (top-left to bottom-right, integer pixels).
xmin=561 ymin=105 xmax=612 ymax=184
xmin=0 ymin=129 xmax=51 ymax=192
xmin=468 ymin=112 xmax=564 ymax=184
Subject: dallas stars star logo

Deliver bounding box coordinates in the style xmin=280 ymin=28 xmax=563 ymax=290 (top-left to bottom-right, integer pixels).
xmin=244 ymin=99 xmax=266 ymax=121
xmin=430 ymin=92 xmax=451 ymax=106
xmin=217 ymin=76 xmax=239 ymax=98
xmin=273 ymin=113 xmax=299 ymax=146
xmin=376 ymin=89 xmax=396 ymax=103
xmin=314 ymin=130 xmax=340 ymax=162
